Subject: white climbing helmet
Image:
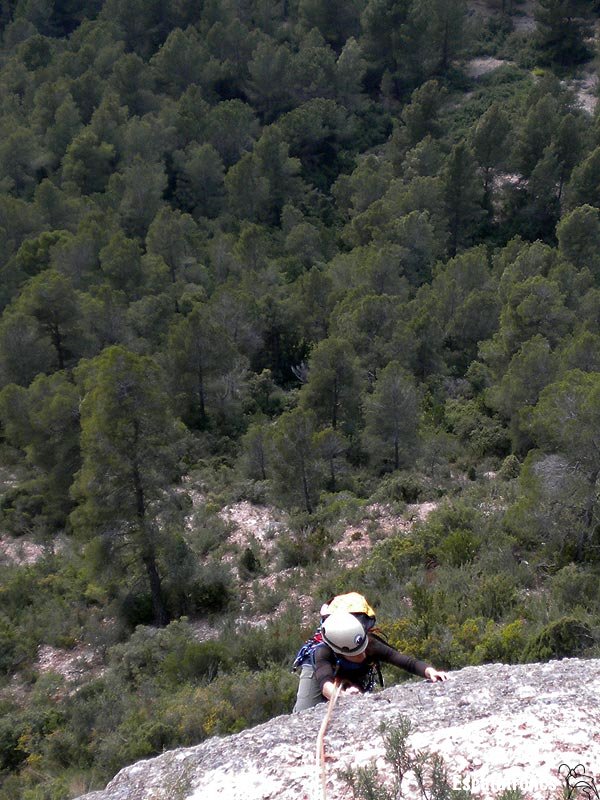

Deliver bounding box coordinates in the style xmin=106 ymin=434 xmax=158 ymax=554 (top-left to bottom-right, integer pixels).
xmin=321 ymin=611 xmax=368 ymax=656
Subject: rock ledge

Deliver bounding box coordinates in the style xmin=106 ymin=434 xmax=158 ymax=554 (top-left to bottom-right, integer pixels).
xmin=77 ymin=658 xmax=600 ymax=800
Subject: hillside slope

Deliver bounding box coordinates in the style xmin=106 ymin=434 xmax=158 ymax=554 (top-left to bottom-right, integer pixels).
xmin=76 ymin=658 xmax=600 ymax=800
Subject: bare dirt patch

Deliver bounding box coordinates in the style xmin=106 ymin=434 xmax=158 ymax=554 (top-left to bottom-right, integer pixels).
xmin=330 ymin=501 xmax=439 ymax=570
xmin=218 ymin=501 xmax=286 ymax=554
xmin=36 ymin=644 xmax=104 ymax=684
xmin=0 ymin=537 xmax=45 ymax=565
xmin=465 ymin=57 xmax=509 ymax=79
xmin=570 ymin=67 xmax=599 ymax=115
xmin=512 ymin=3 xmax=536 ymax=33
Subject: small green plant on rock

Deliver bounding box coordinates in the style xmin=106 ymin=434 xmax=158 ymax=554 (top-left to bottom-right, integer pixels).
xmin=339 ymin=715 xmax=525 ymax=800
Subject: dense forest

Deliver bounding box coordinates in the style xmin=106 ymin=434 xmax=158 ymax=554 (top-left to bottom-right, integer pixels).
xmin=1 ymin=1 xmax=600 ymax=797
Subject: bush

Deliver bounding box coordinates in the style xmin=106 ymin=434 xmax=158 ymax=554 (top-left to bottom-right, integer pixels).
xmin=158 ymin=665 xmax=297 ymax=744
xmin=161 ymin=640 xmax=231 ymax=685
xmin=444 ymin=398 xmax=510 ymax=459
xmin=232 ymin=609 xmax=303 ymax=671
xmin=0 ymin=620 xmax=19 ymax=674
xmin=118 ymin=592 xmax=154 ymax=628
xmin=340 ymin=715 xmax=480 ymax=800
xmin=524 ymin=616 xmax=594 ymax=662
xmin=469 ymin=573 xmax=518 ymax=622
xmin=186 ymin=506 xmax=232 ymax=557
xmin=314 ymin=492 xmax=365 ymax=526
xmin=0 ymin=712 xmax=27 ymax=771
xmin=471 ymin=619 xmax=528 ymax=666
xmin=238 ymin=545 xmax=262 ymax=580
xmin=370 ymin=472 xmax=422 ymax=504
xmin=0 ymin=562 xmax=86 ymax=665
xmin=548 ymin=564 xmax=600 ymax=613
xmin=188 ymin=562 xmax=235 ymax=615
xmin=109 ymin=619 xmax=203 ymax=686
xmin=276 ymin=523 xmax=331 ymax=569
xmin=0 ymin=485 xmax=45 ymax=537
xmin=437 ymin=529 xmax=482 ymax=567
xmin=418 ymin=501 xmax=482 ymax=551
xmin=499 ymin=454 xmax=521 ymax=481
xmin=357 ymin=535 xmax=427 ymax=594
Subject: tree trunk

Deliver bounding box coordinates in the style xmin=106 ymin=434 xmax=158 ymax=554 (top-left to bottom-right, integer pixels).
xmin=301 ymin=462 xmax=313 ymax=515
xmin=332 ymin=376 xmax=338 ymax=429
xmin=132 ymin=425 xmax=170 ymax=626
xmin=143 ymin=550 xmax=170 ymax=627
xmin=51 ymin=324 xmax=65 ymax=370
xmin=197 ymin=362 xmax=206 ymax=422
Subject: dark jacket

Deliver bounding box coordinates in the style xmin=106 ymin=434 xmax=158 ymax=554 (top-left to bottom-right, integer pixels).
xmin=313 ymin=634 xmax=430 ymax=692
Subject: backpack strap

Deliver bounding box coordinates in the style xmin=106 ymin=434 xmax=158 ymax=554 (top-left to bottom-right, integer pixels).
xmin=292 ymin=631 xmax=323 ymax=671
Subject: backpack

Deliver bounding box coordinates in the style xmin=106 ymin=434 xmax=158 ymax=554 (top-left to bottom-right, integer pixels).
xmin=291 ymin=630 xmax=325 ymax=672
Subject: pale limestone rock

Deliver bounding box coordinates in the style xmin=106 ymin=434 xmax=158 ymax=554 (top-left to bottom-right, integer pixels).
xmin=76 ymin=658 xmax=600 ymax=800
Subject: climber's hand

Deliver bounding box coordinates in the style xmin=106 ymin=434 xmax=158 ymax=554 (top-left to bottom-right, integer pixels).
xmin=424 ymin=667 xmax=448 ymax=682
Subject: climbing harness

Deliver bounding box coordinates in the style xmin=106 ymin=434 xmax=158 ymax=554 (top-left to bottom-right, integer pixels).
xmin=314 ymin=678 xmax=343 ymax=800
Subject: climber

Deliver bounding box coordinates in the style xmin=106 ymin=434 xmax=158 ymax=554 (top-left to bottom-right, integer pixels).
xmin=292 ymin=599 xmax=447 ymax=713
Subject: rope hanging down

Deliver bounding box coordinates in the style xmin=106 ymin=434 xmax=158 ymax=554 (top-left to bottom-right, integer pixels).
xmin=314 ymin=679 xmax=343 ymax=800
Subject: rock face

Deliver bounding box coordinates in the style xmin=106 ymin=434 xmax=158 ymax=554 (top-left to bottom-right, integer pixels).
xmin=77 ymin=658 xmax=600 ymax=800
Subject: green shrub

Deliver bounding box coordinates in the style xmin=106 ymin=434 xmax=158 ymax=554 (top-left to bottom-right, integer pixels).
xmin=0 ymin=486 xmax=45 ymax=537
xmin=418 ymin=501 xmax=481 ymax=550
xmin=158 ymin=666 xmax=297 ymax=744
xmin=524 ymin=616 xmax=594 ymax=662
xmin=118 ymin=592 xmax=154 ymax=628
xmin=444 ymin=399 xmax=510 ymax=458
xmin=161 ymin=640 xmax=231 ymax=685
xmin=61 ymin=675 xmax=128 ymax=771
xmin=276 ymin=523 xmax=331 ymax=569
xmin=0 ymin=565 xmax=39 ymax=619
xmin=238 ymin=545 xmax=262 ymax=579
xmin=370 ymin=472 xmax=422 ymax=504
xmin=188 ymin=563 xmax=235 ymax=615
xmin=41 ymin=728 xmax=80 ymax=770
xmin=0 ymin=712 xmax=27 ymax=771
xmin=314 ymin=492 xmax=365 ymax=526
xmin=496 ymin=790 xmax=526 ymax=800
xmin=109 ymin=619 xmax=201 ymax=686
xmin=548 ymin=564 xmax=599 ymax=613
xmin=232 ymin=609 xmax=303 ymax=671
xmin=186 ymin=507 xmax=232 ymax=557
xmin=499 ymin=454 xmax=520 ymax=481
xmin=0 ymin=562 xmax=86 ymax=665
xmin=357 ymin=535 xmax=426 ymax=593
xmin=472 ymin=620 xmax=528 ymax=665
xmin=340 ymin=715 xmax=480 ymax=800
xmin=469 ymin=573 xmax=518 ymax=622
xmin=437 ymin=529 xmax=482 ymax=567
xmin=0 ymin=619 xmax=19 ymax=674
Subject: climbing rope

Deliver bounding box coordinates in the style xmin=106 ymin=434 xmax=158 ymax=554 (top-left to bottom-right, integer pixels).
xmin=314 ymin=679 xmax=343 ymax=800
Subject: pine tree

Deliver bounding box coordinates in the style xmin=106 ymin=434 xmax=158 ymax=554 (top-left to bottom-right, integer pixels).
xmin=443 ymin=143 xmax=485 ymax=257
xmin=71 ymin=346 xmax=185 ymax=626
xmin=534 ymin=0 xmax=592 ymax=67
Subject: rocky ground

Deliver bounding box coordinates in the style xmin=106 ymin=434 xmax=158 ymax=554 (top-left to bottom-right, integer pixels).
xmin=76 ymin=657 xmax=600 ymax=800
